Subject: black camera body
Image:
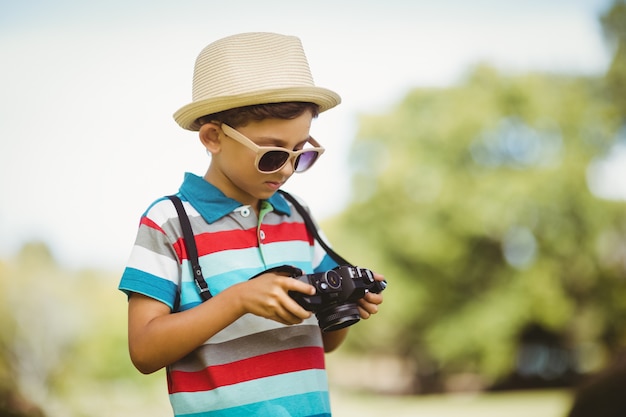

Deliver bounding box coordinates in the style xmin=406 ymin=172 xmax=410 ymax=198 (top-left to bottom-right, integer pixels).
xmin=289 ymin=265 xmax=387 ymax=332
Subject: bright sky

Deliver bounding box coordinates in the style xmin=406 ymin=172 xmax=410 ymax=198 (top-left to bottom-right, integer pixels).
xmin=0 ymin=0 xmax=616 ymax=270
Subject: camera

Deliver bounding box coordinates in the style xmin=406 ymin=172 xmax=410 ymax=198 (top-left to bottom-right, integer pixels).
xmin=289 ymin=265 xmax=387 ymax=332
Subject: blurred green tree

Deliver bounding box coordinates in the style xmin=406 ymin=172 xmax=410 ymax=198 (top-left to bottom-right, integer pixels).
xmin=0 ymin=243 xmax=148 ymax=415
xmin=326 ymin=64 xmax=626 ymax=392
xmin=601 ymin=0 xmax=626 ymax=117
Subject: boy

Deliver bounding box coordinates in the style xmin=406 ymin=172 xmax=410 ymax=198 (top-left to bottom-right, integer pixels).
xmin=119 ymin=32 xmax=384 ymax=417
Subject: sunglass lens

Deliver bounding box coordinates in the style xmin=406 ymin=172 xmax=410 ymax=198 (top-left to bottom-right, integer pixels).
xmin=294 ymin=151 xmax=319 ymax=172
xmin=258 ymin=151 xmax=290 ymax=172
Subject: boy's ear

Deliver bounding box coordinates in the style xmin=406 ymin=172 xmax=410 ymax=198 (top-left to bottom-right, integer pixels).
xmin=199 ymin=123 xmax=222 ymax=153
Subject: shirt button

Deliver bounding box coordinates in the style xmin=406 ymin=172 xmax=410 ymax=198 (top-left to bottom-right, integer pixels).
xmin=240 ymin=207 xmax=251 ymax=217
xmin=259 ymin=230 xmax=266 ymax=240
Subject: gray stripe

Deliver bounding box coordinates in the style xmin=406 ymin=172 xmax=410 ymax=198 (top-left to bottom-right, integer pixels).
xmin=135 ymin=222 xmax=178 ymax=259
xmin=171 ymin=325 xmax=323 ymax=372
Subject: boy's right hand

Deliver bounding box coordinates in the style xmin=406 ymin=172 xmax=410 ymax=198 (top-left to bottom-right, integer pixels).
xmin=237 ymin=272 xmax=316 ymax=325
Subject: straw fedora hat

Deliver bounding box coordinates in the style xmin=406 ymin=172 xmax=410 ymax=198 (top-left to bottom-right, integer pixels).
xmin=173 ymin=32 xmax=341 ymax=131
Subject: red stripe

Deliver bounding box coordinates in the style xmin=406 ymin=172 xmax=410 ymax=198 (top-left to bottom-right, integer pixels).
xmin=167 ymin=346 xmax=325 ymax=394
xmin=174 ymin=222 xmax=313 ymax=261
xmin=140 ymin=216 xmax=164 ymax=233
xmin=262 ymin=222 xmax=313 ymax=245
xmin=169 ymin=229 xmax=254 ymax=262
xmin=196 ymin=228 xmax=258 ymax=254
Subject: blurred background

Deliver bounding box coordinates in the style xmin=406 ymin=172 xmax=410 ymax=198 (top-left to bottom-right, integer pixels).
xmin=2 ymin=0 xmax=626 ymax=416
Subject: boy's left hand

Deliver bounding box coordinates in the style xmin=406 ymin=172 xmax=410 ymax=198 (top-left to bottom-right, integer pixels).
xmin=357 ymin=272 xmax=385 ymax=319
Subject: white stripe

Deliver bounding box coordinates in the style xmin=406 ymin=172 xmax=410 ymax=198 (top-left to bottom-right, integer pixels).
xmin=126 ymin=244 xmax=179 ymax=283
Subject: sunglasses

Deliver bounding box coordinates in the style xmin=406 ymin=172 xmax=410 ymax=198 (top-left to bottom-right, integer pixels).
xmin=221 ymin=123 xmax=325 ymax=174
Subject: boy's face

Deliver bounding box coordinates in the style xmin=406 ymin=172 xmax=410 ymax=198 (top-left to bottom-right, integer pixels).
xmin=203 ymin=111 xmax=316 ymax=208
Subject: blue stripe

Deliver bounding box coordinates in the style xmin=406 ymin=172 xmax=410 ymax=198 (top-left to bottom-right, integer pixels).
xmin=204 ymin=267 xmax=259 ymax=294
xmin=260 ymin=240 xmax=315 ymax=268
xmin=119 ymin=267 xmax=178 ymax=308
xmin=167 ymin=250 xmax=337 ymax=311
xmin=316 ymin=254 xmax=339 ymax=273
xmin=171 ymin=370 xmax=330 ymax=416
xmin=198 ymin=247 xmax=264 ymax=276
xmin=193 ymin=241 xmax=314 ymax=279
xmin=178 ymin=392 xmax=331 ymax=417
xmin=178 ymin=259 xmax=316 ymax=311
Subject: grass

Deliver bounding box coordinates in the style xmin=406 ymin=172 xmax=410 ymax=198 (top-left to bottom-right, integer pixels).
xmin=331 ymin=389 xmax=573 ymax=417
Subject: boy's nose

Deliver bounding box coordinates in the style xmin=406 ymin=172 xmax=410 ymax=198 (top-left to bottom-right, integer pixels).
xmin=279 ymin=157 xmax=296 ymax=176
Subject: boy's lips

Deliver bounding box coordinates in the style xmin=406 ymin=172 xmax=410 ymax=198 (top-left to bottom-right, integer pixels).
xmin=264 ymin=180 xmax=284 ymax=190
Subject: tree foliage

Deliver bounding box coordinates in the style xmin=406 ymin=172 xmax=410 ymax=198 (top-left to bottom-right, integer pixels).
xmin=0 ymin=243 xmax=160 ymax=416
xmin=602 ymin=0 xmax=626 ymax=117
xmin=326 ymin=64 xmax=626 ymax=391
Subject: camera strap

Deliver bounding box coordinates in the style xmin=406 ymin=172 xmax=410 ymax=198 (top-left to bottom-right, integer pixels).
xmin=249 ymin=264 xmax=303 ymax=279
xmin=167 ymin=191 xmax=352 ymax=305
xmin=167 ymin=195 xmax=213 ymax=302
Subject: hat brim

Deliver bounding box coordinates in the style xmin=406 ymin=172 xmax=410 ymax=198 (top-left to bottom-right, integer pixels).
xmin=173 ymin=86 xmax=341 ymax=131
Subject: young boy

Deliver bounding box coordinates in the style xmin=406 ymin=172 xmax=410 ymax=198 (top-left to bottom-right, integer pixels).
xmin=119 ymin=32 xmax=384 ymax=417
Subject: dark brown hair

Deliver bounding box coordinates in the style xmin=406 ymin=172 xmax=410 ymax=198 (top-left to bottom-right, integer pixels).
xmin=197 ymin=102 xmax=319 ymax=128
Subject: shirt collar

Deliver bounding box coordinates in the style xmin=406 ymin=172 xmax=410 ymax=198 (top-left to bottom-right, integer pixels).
xmin=178 ymin=172 xmax=291 ymax=223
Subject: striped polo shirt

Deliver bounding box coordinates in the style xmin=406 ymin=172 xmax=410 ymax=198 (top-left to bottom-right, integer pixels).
xmin=119 ymin=172 xmax=338 ymax=417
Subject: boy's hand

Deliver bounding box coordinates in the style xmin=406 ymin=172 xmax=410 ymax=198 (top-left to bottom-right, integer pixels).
xmin=357 ymin=272 xmax=385 ymax=319
xmin=239 ymin=272 xmax=315 ymax=326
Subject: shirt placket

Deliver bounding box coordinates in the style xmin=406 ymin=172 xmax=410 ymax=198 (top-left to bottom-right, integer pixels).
xmin=233 ymin=203 xmax=273 ymax=269
xmin=256 ymin=201 xmax=274 ymax=268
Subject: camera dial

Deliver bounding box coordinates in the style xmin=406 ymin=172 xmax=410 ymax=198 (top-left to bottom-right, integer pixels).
xmin=319 ymin=270 xmax=341 ymax=291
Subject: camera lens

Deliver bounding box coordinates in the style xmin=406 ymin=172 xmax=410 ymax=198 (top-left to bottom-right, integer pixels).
xmin=317 ymin=303 xmax=361 ymax=332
